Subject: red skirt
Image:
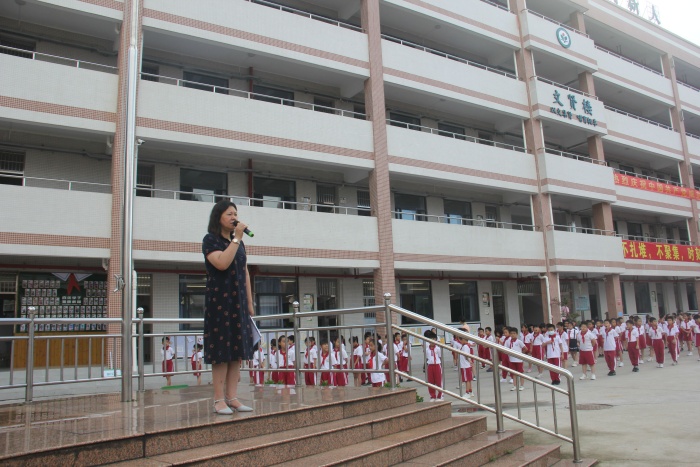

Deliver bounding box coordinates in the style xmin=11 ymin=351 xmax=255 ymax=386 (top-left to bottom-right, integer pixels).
xmin=162 ymin=359 xmax=173 ymax=376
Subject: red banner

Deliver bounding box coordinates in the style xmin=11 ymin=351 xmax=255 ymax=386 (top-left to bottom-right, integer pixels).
xmin=622 ymin=240 xmax=700 ymax=263
xmin=613 ymin=172 xmax=699 ymax=200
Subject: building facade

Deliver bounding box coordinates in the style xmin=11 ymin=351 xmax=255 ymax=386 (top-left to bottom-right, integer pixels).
xmin=2 ymin=0 xmax=700 ymax=365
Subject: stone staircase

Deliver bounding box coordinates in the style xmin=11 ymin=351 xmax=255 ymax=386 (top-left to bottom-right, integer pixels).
xmin=3 ymin=387 xmax=596 ymax=466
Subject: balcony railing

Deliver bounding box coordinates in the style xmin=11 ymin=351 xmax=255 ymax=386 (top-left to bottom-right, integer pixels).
xmin=613 ymin=168 xmax=682 ymax=187
xmin=686 ymin=132 xmax=700 ymax=140
xmin=392 ymin=212 xmax=538 ymax=231
xmin=245 ymin=0 xmax=363 ymax=32
xmin=141 ymin=73 xmax=367 ymax=119
xmin=544 ymin=148 xmax=607 ymax=166
xmin=594 ymin=45 xmax=663 ymax=76
xmin=386 ymin=119 xmax=527 ymax=153
xmin=616 ymin=233 xmax=691 ymax=246
xmin=381 ymin=33 xmax=518 ymax=80
xmin=604 ymin=105 xmax=673 ymax=131
xmin=480 ymin=0 xmax=510 ymax=11
xmin=0 ymin=44 xmax=118 ymax=73
xmin=678 ymin=80 xmax=700 ymax=93
xmin=2 ymin=174 xmax=111 ymax=193
xmin=535 ymin=76 xmax=597 ymax=100
xmin=525 ymin=9 xmax=589 ymax=38
xmin=546 ymin=224 xmax=615 ymax=236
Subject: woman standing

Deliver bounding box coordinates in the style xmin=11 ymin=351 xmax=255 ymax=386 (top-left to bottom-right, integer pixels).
xmin=203 ymin=200 xmax=255 ymax=414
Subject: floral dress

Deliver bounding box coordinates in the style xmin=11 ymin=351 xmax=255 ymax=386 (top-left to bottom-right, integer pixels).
xmin=202 ymin=233 xmax=254 ymax=364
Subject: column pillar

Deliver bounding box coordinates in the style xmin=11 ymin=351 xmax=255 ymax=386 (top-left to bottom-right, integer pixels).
xmin=663 ymin=53 xmax=700 ymax=301
xmin=360 ymin=0 xmax=397 ymax=309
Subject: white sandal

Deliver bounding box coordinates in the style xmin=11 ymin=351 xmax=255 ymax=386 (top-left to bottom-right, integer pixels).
xmin=226 ymin=397 xmax=253 ymax=412
xmin=213 ymin=399 xmax=233 ymax=415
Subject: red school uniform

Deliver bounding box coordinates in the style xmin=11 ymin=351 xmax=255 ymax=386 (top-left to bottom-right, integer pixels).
xmin=319 ymin=351 xmax=331 ymax=386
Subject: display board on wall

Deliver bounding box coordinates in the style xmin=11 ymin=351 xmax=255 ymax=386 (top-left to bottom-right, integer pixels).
xmin=18 ymin=272 xmax=108 ymax=333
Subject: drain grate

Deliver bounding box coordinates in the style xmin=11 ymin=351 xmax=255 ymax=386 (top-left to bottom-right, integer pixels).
xmin=572 ymin=403 xmax=613 ymax=410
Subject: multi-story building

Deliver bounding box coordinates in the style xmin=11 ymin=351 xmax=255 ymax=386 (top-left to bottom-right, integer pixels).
xmin=2 ymin=0 xmax=700 ymax=366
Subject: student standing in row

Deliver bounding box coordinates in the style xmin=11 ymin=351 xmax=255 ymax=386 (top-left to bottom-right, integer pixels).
xmin=544 ymin=324 xmax=564 ymax=385
xmin=577 ymin=322 xmax=597 ymax=380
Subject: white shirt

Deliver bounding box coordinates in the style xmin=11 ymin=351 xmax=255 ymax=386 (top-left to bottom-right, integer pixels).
xmin=393 ymin=342 xmax=403 ymax=362
xmin=692 ymin=321 xmax=700 ymax=335
xmin=331 ymin=348 xmax=348 ymax=367
xmin=319 ymin=351 xmax=331 ymax=371
xmin=252 ymin=349 xmax=263 ymax=367
xmin=485 ymin=334 xmax=496 ymax=344
xmin=557 ymin=330 xmax=569 ymax=352
xmin=509 ymin=338 xmax=527 ymax=363
xmin=426 ymin=344 xmax=442 ymax=365
xmin=667 ymin=324 xmax=679 ymax=338
xmin=278 ymin=348 xmax=295 ymax=367
xmin=353 ymin=345 xmax=363 ymax=359
xmin=367 ymin=352 xmax=387 ymax=383
xmin=401 ymin=342 xmax=410 ymax=357
xmin=649 ymin=326 xmax=665 ymax=340
xmin=304 ymin=345 xmax=317 ymax=365
xmin=626 ymin=327 xmax=639 ymax=343
xmin=524 ymin=333 xmax=534 ymax=346
xmin=577 ymin=330 xmax=596 ymax=351
xmin=533 ymin=333 xmax=546 ymax=347
xmin=162 ymin=345 xmax=174 ymax=361
xmin=544 ymin=334 xmax=563 ymax=359
xmin=458 ymin=347 xmax=471 ymax=369
xmin=602 ymin=328 xmax=618 ymax=351
xmin=269 ymin=349 xmax=278 ymax=369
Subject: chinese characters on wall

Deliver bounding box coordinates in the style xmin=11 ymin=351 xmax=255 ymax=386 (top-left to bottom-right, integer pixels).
xmin=550 ymin=89 xmax=598 ymax=127
xmin=622 ymin=240 xmax=699 ymax=263
xmin=613 ymin=172 xmax=700 ymax=201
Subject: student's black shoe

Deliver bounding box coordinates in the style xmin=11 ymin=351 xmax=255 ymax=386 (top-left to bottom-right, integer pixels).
xmin=607 ymin=370 xmax=616 ymax=376
xmin=632 ymin=367 xmax=639 ymax=372
xmin=399 ymin=378 xmax=404 ymax=383
xmin=486 ymin=368 xmax=493 ymax=373
xmin=551 ymin=380 xmax=560 ymax=385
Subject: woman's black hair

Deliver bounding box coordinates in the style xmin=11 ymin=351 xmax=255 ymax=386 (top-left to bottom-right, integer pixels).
xmin=208 ymin=200 xmax=237 ymax=235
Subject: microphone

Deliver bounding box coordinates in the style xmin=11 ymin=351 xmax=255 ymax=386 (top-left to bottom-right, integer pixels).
xmin=233 ymin=220 xmax=254 ymax=238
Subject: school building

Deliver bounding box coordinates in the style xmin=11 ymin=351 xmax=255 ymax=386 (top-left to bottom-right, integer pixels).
xmin=2 ymin=0 xmax=700 ymax=365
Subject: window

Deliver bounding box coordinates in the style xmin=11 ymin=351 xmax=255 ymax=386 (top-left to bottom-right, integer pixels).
xmin=141 ymin=63 xmax=159 ymax=82
xmin=182 ymin=71 xmax=228 ymax=94
xmin=485 ymin=205 xmax=500 ymax=228
xmin=580 ymin=216 xmax=593 ymax=234
xmin=137 ymin=274 xmax=153 ymax=361
xmin=0 ymin=150 xmax=24 ymax=186
xmin=136 ymin=165 xmax=154 ymax=197
xmin=618 ymin=164 xmax=634 ymax=174
xmin=253 ymin=177 xmax=296 ymax=209
xmin=316 ymin=185 xmax=336 ymax=213
xmin=0 ymin=36 xmax=35 ymax=59
xmin=443 ymin=199 xmax=472 ymax=225
xmin=449 ymin=281 xmax=479 ymax=322
xmin=665 ymin=226 xmax=675 ymax=244
xmin=179 ymin=169 xmax=227 ymax=202
xmin=492 ymin=282 xmax=506 ymax=327
xmin=255 ymin=277 xmax=297 ymax=329
xmin=389 ymin=112 xmax=421 ymax=131
xmin=179 ymin=275 xmax=206 ymax=331
xmin=634 ymin=283 xmax=651 ymax=314
xmin=686 ymin=283 xmax=698 ymax=311
xmin=553 ymin=211 xmax=568 ymax=231
xmin=437 ymin=122 xmax=466 ymax=140
xmin=478 ymin=131 xmax=494 ymax=146
xmin=511 ymin=215 xmax=533 ymax=231
xmin=394 ymin=193 xmax=426 ymax=221
xmin=363 ymin=279 xmax=376 ymax=322
xmin=357 ymin=190 xmax=371 ymax=216
xmin=313 ymin=97 xmax=335 ymax=114
xmin=627 ymin=222 xmax=643 ymax=241
xmin=399 ymin=281 xmax=433 ymax=324
xmin=354 ymin=104 xmax=366 ymax=120
xmin=317 ymin=278 xmax=339 ymax=330
xmin=679 ymin=228 xmax=689 ymax=244
xmin=252 ymin=85 xmax=294 ymax=106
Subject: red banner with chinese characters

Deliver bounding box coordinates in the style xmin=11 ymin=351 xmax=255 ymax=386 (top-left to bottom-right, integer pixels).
xmin=622 ymin=240 xmax=700 ymax=263
xmin=613 ymin=172 xmax=700 ymax=200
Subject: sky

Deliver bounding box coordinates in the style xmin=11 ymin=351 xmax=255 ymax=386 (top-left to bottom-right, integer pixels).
xmin=623 ymin=0 xmax=700 ymax=46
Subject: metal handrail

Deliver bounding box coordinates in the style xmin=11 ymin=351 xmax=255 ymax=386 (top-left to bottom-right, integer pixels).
xmin=384 ymin=297 xmax=582 ymax=463
xmin=678 ymin=80 xmax=700 ymax=93
xmin=246 ymin=0 xmax=363 ymax=32
xmin=391 ymin=211 xmax=538 ymax=231
xmin=604 ymin=105 xmax=673 ymax=130
xmin=535 ymin=76 xmax=598 ymax=100
xmin=686 ymin=132 xmax=700 ymax=140
xmin=546 ymin=224 xmax=616 ymax=236
xmin=141 ymin=73 xmax=367 ymax=119
xmin=613 ymin=168 xmax=682 ymax=187
xmin=385 ymin=119 xmax=527 ymax=152
xmin=381 ymin=33 xmax=519 ymax=80
xmin=480 ymin=0 xmax=510 ymax=12
xmin=0 ymin=44 xmax=118 ymax=73
xmin=543 ymin=148 xmax=607 ymax=166
xmin=525 ymin=9 xmax=589 ymax=38
xmin=615 ymin=234 xmax=691 ymax=246
xmin=1 ymin=173 xmax=112 ymax=190
xmin=595 ymin=45 xmax=664 ymax=76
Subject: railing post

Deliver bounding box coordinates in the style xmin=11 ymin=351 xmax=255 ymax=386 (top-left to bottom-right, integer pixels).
xmin=25 ymin=307 xmax=36 ymax=402
xmin=292 ymin=301 xmax=301 ymax=387
xmin=567 ymin=376 xmax=582 ymax=463
xmin=383 ymin=293 xmax=396 ymax=388
xmin=491 ymin=348 xmax=504 ymax=433
xmin=137 ymin=307 xmax=144 ymax=392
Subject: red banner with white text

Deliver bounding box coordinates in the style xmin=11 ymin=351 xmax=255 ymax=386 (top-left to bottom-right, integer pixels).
xmin=622 ymin=240 xmax=700 ymax=263
xmin=613 ymin=172 xmax=700 ymax=200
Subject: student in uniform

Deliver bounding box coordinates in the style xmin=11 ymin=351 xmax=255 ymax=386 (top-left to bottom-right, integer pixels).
xmin=397 ymin=333 xmax=410 ymax=375
xmin=161 ymin=336 xmax=175 ymax=387
xmin=498 ymin=328 xmax=512 ymax=383
xmin=634 ymin=317 xmax=647 ymax=365
xmin=269 ymin=338 xmax=279 ymax=383
xmin=457 ymin=335 xmax=474 ymax=398
xmin=425 ymin=331 xmax=443 ymax=401
xmin=544 ymin=324 xmax=564 ymax=385
xmin=594 ymin=320 xmax=605 ymax=358
xmin=602 ymin=320 xmax=619 ymax=376
xmin=366 ymin=339 xmax=387 ymax=388
xmin=692 ymin=314 xmax=700 ymax=361
xmin=303 ymin=337 xmax=318 ymax=386
xmin=577 ymin=322 xmax=597 ymax=380
xmin=331 ymin=336 xmax=348 ymax=387
xmin=249 ymin=343 xmax=264 ymax=386
xmin=532 ymin=324 xmax=546 ymax=379
xmin=665 ymin=315 xmax=680 ymax=366
xmin=192 ymin=343 xmax=204 ymax=386
xmin=393 ymin=333 xmax=403 ymax=383
xmin=318 ymin=340 xmax=332 ymax=386
xmin=556 ymin=322 xmax=569 ymax=369
xmin=508 ymin=328 xmax=528 ymax=391
xmin=646 ymin=319 xmax=656 ymax=362
xmin=352 ymin=336 xmax=365 ymax=387
xmin=483 ymin=327 xmax=495 ymax=372
xmin=566 ymin=321 xmax=579 ymax=367
xmin=679 ymin=313 xmax=693 ymax=355
xmin=625 ymin=319 xmax=640 ymax=372
xmin=277 ymin=336 xmax=296 ymax=385
xmin=648 ymin=317 xmax=666 ymax=368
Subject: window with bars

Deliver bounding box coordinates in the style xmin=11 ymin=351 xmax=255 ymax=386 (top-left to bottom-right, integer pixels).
xmin=357 ymin=190 xmax=371 ymax=216
xmin=0 ymin=150 xmax=25 ymax=186
xmin=136 ymin=165 xmax=154 ymax=197
xmin=363 ymin=279 xmax=376 ymax=321
xmin=313 ymin=97 xmax=335 ymax=114
xmin=316 ymin=185 xmax=336 ymax=213
xmin=0 ymin=274 xmax=17 ymax=293
xmin=141 ymin=63 xmax=159 ymax=82
xmin=0 ymin=36 xmax=35 ymax=59
xmin=136 ymin=274 xmax=152 ymax=295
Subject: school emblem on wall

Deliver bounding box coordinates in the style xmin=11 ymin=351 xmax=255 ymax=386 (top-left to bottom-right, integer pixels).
xmin=556 ymin=27 xmax=572 ymax=49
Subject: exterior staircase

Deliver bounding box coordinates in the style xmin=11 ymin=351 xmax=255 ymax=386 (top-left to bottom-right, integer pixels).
xmin=4 ymin=387 xmax=596 ymax=466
